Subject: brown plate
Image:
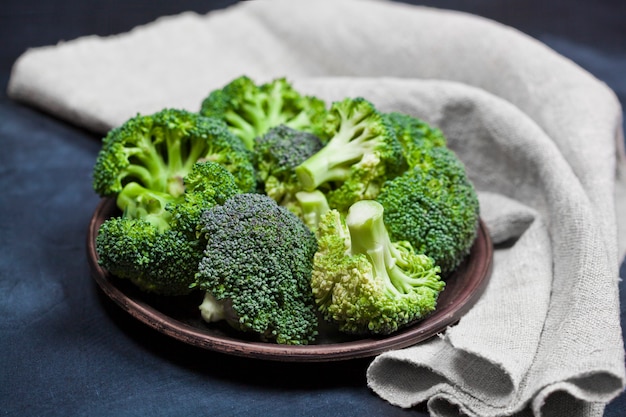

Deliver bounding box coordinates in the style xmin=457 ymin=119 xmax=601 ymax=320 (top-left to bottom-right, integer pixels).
xmin=87 ymin=198 xmax=493 ymax=362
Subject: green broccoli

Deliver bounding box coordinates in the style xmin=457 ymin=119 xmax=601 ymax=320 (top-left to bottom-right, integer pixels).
xmin=383 ymin=111 xmax=447 ymax=167
xmin=195 ymin=193 xmax=319 ymax=345
xmin=92 ymin=108 xmax=257 ymax=200
xmin=167 ymin=161 xmax=244 ymax=236
xmin=96 ymin=161 xmax=242 ymax=296
xmin=294 ymin=190 xmax=330 ymax=231
xmin=199 ymin=76 xmax=328 ymax=150
xmin=376 ymin=146 xmax=480 ymax=276
xmin=253 ymin=124 xmax=324 ymax=206
xmin=114 ymin=182 xmax=179 ymax=232
xmin=295 ymin=97 xmax=407 ymax=213
xmin=311 ymin=200 xmax=444 ymax=335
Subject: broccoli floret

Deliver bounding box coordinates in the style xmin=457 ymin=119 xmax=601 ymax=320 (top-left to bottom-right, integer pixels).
xmin=200 ymin=76 xmax=328 ymax=150
xmin=96 ymin=217 xmax=204 ymax=295
xmin=311 ymin=200 xmax=444 ymax=335
xmin=92 ymin=108 xmax=256 ymax=200
xmin=376 ymin=146 xmax=480 ymax=275
xmin=115 ymin=182 xmax=180 ymax=232
xmin=383 ymin=112 xmax=447 ymax=167
xmin=254 ymin=124 xmax=324 ymax=206
xmin=96 ymin=162 xmax=242 ymax=296
xmin=295 ymin=97 xmax=407 ymax=213
xmin=195 ymin=193 xmax=319 ymax=345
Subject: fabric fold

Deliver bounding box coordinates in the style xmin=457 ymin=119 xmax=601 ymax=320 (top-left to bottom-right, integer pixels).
xmin=6 ymin=1 xmax=625 ymax=415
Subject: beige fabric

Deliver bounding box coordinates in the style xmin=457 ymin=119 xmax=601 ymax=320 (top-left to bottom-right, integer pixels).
xmin=7 ymin=1 xmax=625 ymax=415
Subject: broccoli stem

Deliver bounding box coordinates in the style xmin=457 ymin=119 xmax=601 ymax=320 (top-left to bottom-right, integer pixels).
xmin=387 ymin=254 xmax=444 ymax=294
xmin=121 ymin=131 xmax=188 ymax=197
xmin=199 ymin=291 xmax=227 ymax=322
xmin=163 ymin=128 xmax=188 ymax=197
xmin=242 ymin=102 xmax=271 ymax=134
xmin=122 ymin=164 xmax=154 ymax=189
xmin=116 ymin=182 xmax=178 ymax=231
xmin=224 ymin=111 xmax=257 ymax=150
xmin=295 ymin=190 xmax=330 ymax=230
xmin=284 ymin=111 xmax=312 ymax=131
xmin=264 ymin=82 xmax=311 ymax=130
xmin=182 ymin=140 xmax=211 ymax=174
xmin=386 ymin=240 xmax=444 ymax=292
xmin=266 ymin=83 xmax=285 ymax=126
xmin=142 ymin=127 xmax=210 ymax=197
xmin=346 ymin=200 xmax=401 ymax=296
xmin=345 ymin=200 xmax=441 ymax=296
xmin=295 ymin=112 xmax=377 ymax=191
xmin=125 ymin=135 xmax=168 ymax=190
xmin=125 ymin=129 xmax=213 ymax=198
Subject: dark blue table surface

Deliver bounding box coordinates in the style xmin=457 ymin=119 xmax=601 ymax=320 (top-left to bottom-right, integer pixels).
xmin=1 ymin=1 xmax=625 ymax=416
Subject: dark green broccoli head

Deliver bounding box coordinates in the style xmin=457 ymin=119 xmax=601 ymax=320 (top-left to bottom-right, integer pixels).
xmin=96 ymin=161 xmax=243 ymax=296
xmin=199 ymin=76 xmax=328 ymax=150
xmin=376 ymin=146 xmax=480 ymax=275
xmin=92 ymin=108 xmax=256 ymax=203
xmin=383 ymin=112 xmax=447 ymax=167
xmin=312 ymin=201 xmax=444 ymax=335
xmin=254 ymin=124 xmax=324 ymax=206
xmin=195 ymin=193 xmax=319 ymax=345
xmin=295 ymin=97 xmax=407 ymax=213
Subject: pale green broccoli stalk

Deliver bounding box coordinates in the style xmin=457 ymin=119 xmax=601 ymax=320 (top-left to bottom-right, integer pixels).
xmin=311 ymin=200 xmax=444 ymax=335
xmin=376 ymin=146 xmax=480 ymax=275
xmin=195 ymin=193 xmax=319 ymax=345
xmin=254 ymin=124 xmax=324 ymax=206
xmin=115 ymin=182 xmax=180 ymax=232
xmin=200 ymin=76 xmax=328 ymax=150
xmin=95 ymin=162 xmax=242 ymax=296
xmin=295 ymin=97 xmax=407 ymax=213
xmin=295 ymin=189 xmax=330 ymax=231
xmin=92 ymin=108 xmax=257 ymax=202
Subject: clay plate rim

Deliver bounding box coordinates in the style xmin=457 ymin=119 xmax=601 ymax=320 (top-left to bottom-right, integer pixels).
xmin=86 ymin=198 xmax=493 ymax=362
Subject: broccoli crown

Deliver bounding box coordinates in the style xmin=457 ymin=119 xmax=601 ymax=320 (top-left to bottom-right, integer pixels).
xmin=92 ymin=108 xmax=256 ymax=201
xmin=376 ymin=146 xmax=480 ymax=275
xmin=199 ymin=76 xmax=328 ymax=150
xmin=311 ymin=200 xmax=444 ymax=335
xmin=96 ymin=217 xmax=205 ymax=296
xmin=96 ymin=162 xmax=242 ymax=296
xmin=295 ymin=97 xmax=407 ymax=213
xmin=253 ymin=124 xmax=324 ymax=205
xmin=195 ymin=193 xmax=319 ymax=345
xmin=168 ymin=161 xmax=243 ymax=237
xmin=383 ymin=112 xmax=447 ymax=167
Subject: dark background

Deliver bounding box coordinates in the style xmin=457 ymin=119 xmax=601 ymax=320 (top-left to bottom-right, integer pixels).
xmin=1 ymin=1 xmax=625 ymax=416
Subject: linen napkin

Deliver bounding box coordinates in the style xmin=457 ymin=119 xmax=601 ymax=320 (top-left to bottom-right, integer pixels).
xmin=7 ymin=1 xmax=625 ymax=416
